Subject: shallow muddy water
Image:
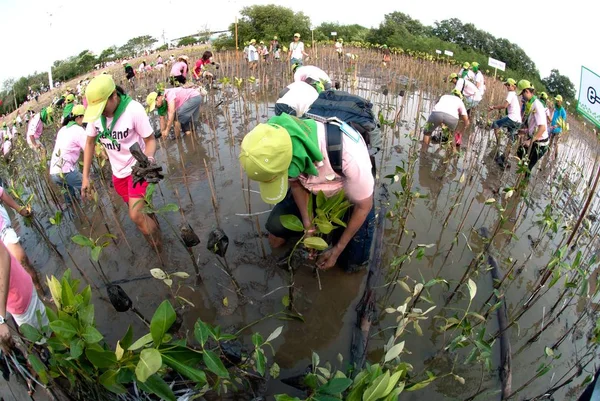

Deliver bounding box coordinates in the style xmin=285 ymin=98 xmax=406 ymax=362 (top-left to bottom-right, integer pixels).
xmin=9 ymin=52 xmax=600 ymax=400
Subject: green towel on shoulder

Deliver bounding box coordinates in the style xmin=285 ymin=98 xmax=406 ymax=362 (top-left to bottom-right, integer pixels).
xmin=268 ymin=113 xmax=323 ymax=178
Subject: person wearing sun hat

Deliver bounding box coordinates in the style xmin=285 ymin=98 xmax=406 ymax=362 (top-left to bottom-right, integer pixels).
xmin=146 ymin=85 xmax=203 ymax=139
xmin=50 ymin=104 xmax=88 ymax=205
xmin=422 ymin=88 xmax=470 ymax=148
xmin=248 ymin=39 xmax=259 ymax=70
xmin=270 ymin=36 xmax=281 ymax=61
xmin=240 ymin=113 xmax=375 ymax=272
xmin=489 ymin=78 xmax=522 ymax=168
xmin=169 ymin=55 xmax=189 ymax=86
xmin=515 ymin=79 xmax=549 ymax=176
xmin=26 ymin=106 xmax=54 ymax=152
xmin=459 ymin=62 xmax=474 ymax=80
xmin=80 ymin=74 xmax=162 ymax=249
xmin=549 ymin=94 xmax=567 ymax=158
xmin=289 ymin=33 xmax=309 ymax=66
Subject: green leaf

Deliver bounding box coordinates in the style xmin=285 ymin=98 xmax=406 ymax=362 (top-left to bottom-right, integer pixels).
xmin=146 ymin=183 xmax=156 ymax=200
xmin=82 ymin=326 xmax=103 ymax=344
xmin=467 ymin=279 xmax=477 ymax=301
xmin=363 ymin=370 xmax=390 ymax=401
xmin=312 ymin=351 xmax=320 ymax=368
xmin=266 ymin=326 xmax=284 ymax=343
xmin=194 ymin=320 xmax=211 ymax=347
xmin=70 ymin=339 xmax=84 ymax=359
xmin=331 ymin=217 xmax=347 ymax=227
xmin=314 ymin=396 xmax=341 ymax=401
xmin=46 ymin=337 xmax=67 ymax=352
xmin=99 ymin=369 xmax=127 ymax=394
xmin=150 ymin=300 xmax=176 ymax=346
xmin=158 ymin=204 xmax=180 ymax=213
xmin=384 ymin=341 xmax=405 ymax=362
xmin=316 ymin=219 xmax=335 ymax=234
xmin=129 ymin=333 xmax=153 ymax=351
xmin=138 ymin=374 xmax=176 ymax=401
xmin=71 ymin=234 xmax=94 ymax=248
xmin=47 ymin=276 xmax=62 ymax=310
xmin=316 ymin=191 xmax=327 ymax=208
xmin=270 ymin=362 xmax=281 ymax=379
xmin=49 ymin=320 xmax=77 ymax=340
xmin=303 ymin=236 xmax=329 ymax=250
xmin=120 ymin=325 xmax=134 ymax=350
xmin=90 ymin=246 xmax=102 ymax=261
xmin=162 ymin=353 xmax=207 ymax=385
xmin=81 ymin=285 xmax=92 ymax=305
xmin=280 ymin=214 xmax=304 ymax=232
xmin=28 ymin=354 xmax=48 ymax=384
xmin=85 ymin=348 xmax=117 ymax=369
xmin=136 ymin=348 xmax=162 ymax=383
xmin=61 ymin=277 xmax=76 ymax=307
xmin=304 ymin=373 xmax=319 ymax=390
xmin=281 ymin=295 xmax=290 ymax=307
xmin=78 ymin=304 xmax=95 ymax=327
xmin=254 ymin=349 xmax=266 ymax=376
xmin=274 ymin=396 xmax=302 ymax=401
xmin=203 ymin=349 xmax=229 ymax=378
xmin=20 ymin=323 xmax=43 ymax=343
xmin=319 ymin=377 xmax=353 ymax=395
xmin=252 ymin=332 xmax=264 ymax=347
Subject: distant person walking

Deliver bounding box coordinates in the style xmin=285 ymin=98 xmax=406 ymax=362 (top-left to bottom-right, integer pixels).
xmin=289 ymin=33 xmax=308 ymax=66
xmin=170 ymin=55 xmax=189 ymax=86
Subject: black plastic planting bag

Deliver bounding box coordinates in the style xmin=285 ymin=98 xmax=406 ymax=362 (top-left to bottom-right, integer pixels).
xmin=180 ymin=223 xmax=201 ymax=248
xmin=107 ymin=285 xmax=132 ymax=312
xmin=207 ymin=228 xmax=229 ymax=257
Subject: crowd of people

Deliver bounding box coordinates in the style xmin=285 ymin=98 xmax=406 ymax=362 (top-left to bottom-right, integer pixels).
xmin=0 ymin=43 xmax=571 ymax=355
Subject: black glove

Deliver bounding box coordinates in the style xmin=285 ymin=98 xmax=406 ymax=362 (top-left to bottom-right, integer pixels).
xmin=129 ymin=143 xmax=164 ymax=188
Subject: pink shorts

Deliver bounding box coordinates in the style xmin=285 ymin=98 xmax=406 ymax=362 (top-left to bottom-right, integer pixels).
xmin=112 ymin=175 xmax=148 ymax=203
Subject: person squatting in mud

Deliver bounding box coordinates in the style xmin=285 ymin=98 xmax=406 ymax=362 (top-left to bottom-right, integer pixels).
xmin=239 ymin=113 xmax=375 ymax=272
xmin=81 ymin=74 xmax=163 ymax=250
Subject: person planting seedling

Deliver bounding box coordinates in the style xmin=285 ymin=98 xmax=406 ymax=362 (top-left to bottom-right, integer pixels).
xmin=81 ymin=74 xmax=163 ymax=250
xmin=146 ymin=86 xmax=204 ymax=139
xmin=275 ymin=81 xmax=319 ymax=117
xmin=288 ymin=33 xmax=308 ymax=66
xmin=193 ymin=51 xmax=219 ymax=86
xmin=421 ymin=89 xmax=470 ymax=149
xmin=293 ymin=65 xmax=332 ymax=92
xmin=50 ymin=104 xmax=87 ymax=205
xmin=239 ymin=113 xmax=375 ymax=272
xmin=0 ymin=240 xmax=49 ymax=351
xmin=448 ymin=72 xmax=480 ymax=111
xmin=169 ymin=55 xmax=189 ymax=86
xmin=26 ymin=106 xmax=53 ymax=153
xmin=515 ymin=79 xmax=549 ymax=177
xmin=489 ymin=78 xmax=522 ymax=169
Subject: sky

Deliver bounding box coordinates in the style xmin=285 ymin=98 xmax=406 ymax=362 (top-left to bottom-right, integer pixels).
xmin=1 ymin=0 xmax=598 ymax=96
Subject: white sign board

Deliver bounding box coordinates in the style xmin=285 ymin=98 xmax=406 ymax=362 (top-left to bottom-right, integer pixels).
xmin=444 ymin=50 xmax=453 ymax=57
xmin=331 ymin=32 xmax=337 ymax=36
xmin=435 ymin=50 xmax=442 ymax=54
xmin=578 ymin=66 xmax=600 ymax=127
xmin=488 ymin=57 xmax=506 ymax=71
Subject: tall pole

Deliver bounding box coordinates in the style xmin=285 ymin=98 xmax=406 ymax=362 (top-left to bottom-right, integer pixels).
xmin=235 ymin=16 xmax=238 ymax=50
xmin=48 ymin=66 xmax=54 ymax=90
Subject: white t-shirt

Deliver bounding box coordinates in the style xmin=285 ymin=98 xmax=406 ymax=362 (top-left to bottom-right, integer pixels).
xmin=293 ymin=66 xmax=332 ymax=86
xmin=248 ymin=45 xmax=259 ymax=62
xmin=50 ymin=124 xmax=88 ymax=175
xmin=526 ymin=98 xmax=548 ymax=141
xmin=86 ymin=100 xmax=153 ymax=178
xmin=277 ymin=81 xmax=319 ymax=116
xmin=474 ymin=71 xmax=485 ymax=101
xmin=335 ymin=42 xmax=343 ymax=53
xmin=289 ymin=41 xmax=305 ymax=60
xmin=455 ymin=78 xmax=479 ymax=99
xmin=506 ymin=91 xmax=522 ymax=123
xmin=432 ymin=95 xmax=467 ymax=119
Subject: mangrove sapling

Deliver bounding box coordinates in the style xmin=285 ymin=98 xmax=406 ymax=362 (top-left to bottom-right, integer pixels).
xmin=20 ymin=270 xmax=279 ymax=401
xmin=206 ymin=227 xmax=244 ymax=297
xmin=71 ymin=233 xmax=149 ymax=325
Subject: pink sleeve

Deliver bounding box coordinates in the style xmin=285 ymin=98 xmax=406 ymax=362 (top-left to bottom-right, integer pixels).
xmin=342 ymin=144 xmax=374 ymax=202
xmin=165 ymin=90 xmax=176 ymax=104
xmin=0 ymin=186 xmax=4 ymax=198
xmin=86 ymin=121 xmax=98 ymax=137
xmin=132 ymin=103 xmax=154 ymax=139
xmin=27 ymin=115 xmax=40 ymax=137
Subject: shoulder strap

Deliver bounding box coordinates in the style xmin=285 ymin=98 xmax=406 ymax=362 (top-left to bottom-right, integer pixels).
xmin=326 ymin=122 xmax=343 ymax=175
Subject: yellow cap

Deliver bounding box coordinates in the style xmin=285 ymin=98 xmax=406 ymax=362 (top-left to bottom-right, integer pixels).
xmin=294 ymin=33 xmax=300 ymax=38
xmin=84 ymin=74 xmax=116 ymax=123
xmin=146 ymin=92 xmax=158 ymax=112
xmin=65 ymin=94 xmax=75 ymax=103
xmin=72 ymin=104 xmax=85 ymax=117
xmin=448 ymin=73 xmax=458 ymax=80
xmin=239 ymin=124 xmax=292 ymax=204
xmin=555 ymin=95 xmax=563 ymax=102
xmin=462 ymin=62 xmax=470 ymax=69
xmin=504 ymin=78 xmax=517 ymax=86
xmin=517 ymin=79 xmax=534 ymax=95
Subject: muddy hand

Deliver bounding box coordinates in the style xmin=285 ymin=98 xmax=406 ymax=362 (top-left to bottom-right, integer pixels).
xmin=316 ymin=247 xmax=341 ymax=270
xmin=0 ymin=324 xmax=14 ymax=353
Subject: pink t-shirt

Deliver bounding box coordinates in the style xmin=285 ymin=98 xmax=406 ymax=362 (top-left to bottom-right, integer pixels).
xmin=27 ymin=113 xmax=43 ymax=142
xmin=3 ymin=240 xmax=34 ymax=315
xmin=50 ymin=124 xmax=88 ymax=175
xmin=170 ymin=61 xmax=188 ymax=77
xmin=86 ymin=100 xmax=153 ymax=179
xmin=297 ymin=122 xmax=374 ymax=202
xmin=165 ymin=88 xmax=200 ymax=111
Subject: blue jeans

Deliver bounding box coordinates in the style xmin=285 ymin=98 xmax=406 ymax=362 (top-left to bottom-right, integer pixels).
xmin=290 ymin=58 xmax=303 ymax=66
xmin=266 ymin=191 xmax=375 ymax=272
xmin=51 ymin=171 xmax=82 ymax=205
xmin=492 ymin=116 xmax=521 ymax=141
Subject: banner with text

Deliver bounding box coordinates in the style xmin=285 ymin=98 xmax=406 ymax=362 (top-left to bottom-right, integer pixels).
xmin=578 ymin=66 xmax=600 ymax=127
xmin=488 ymin=57 xmax=506 ymax=71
